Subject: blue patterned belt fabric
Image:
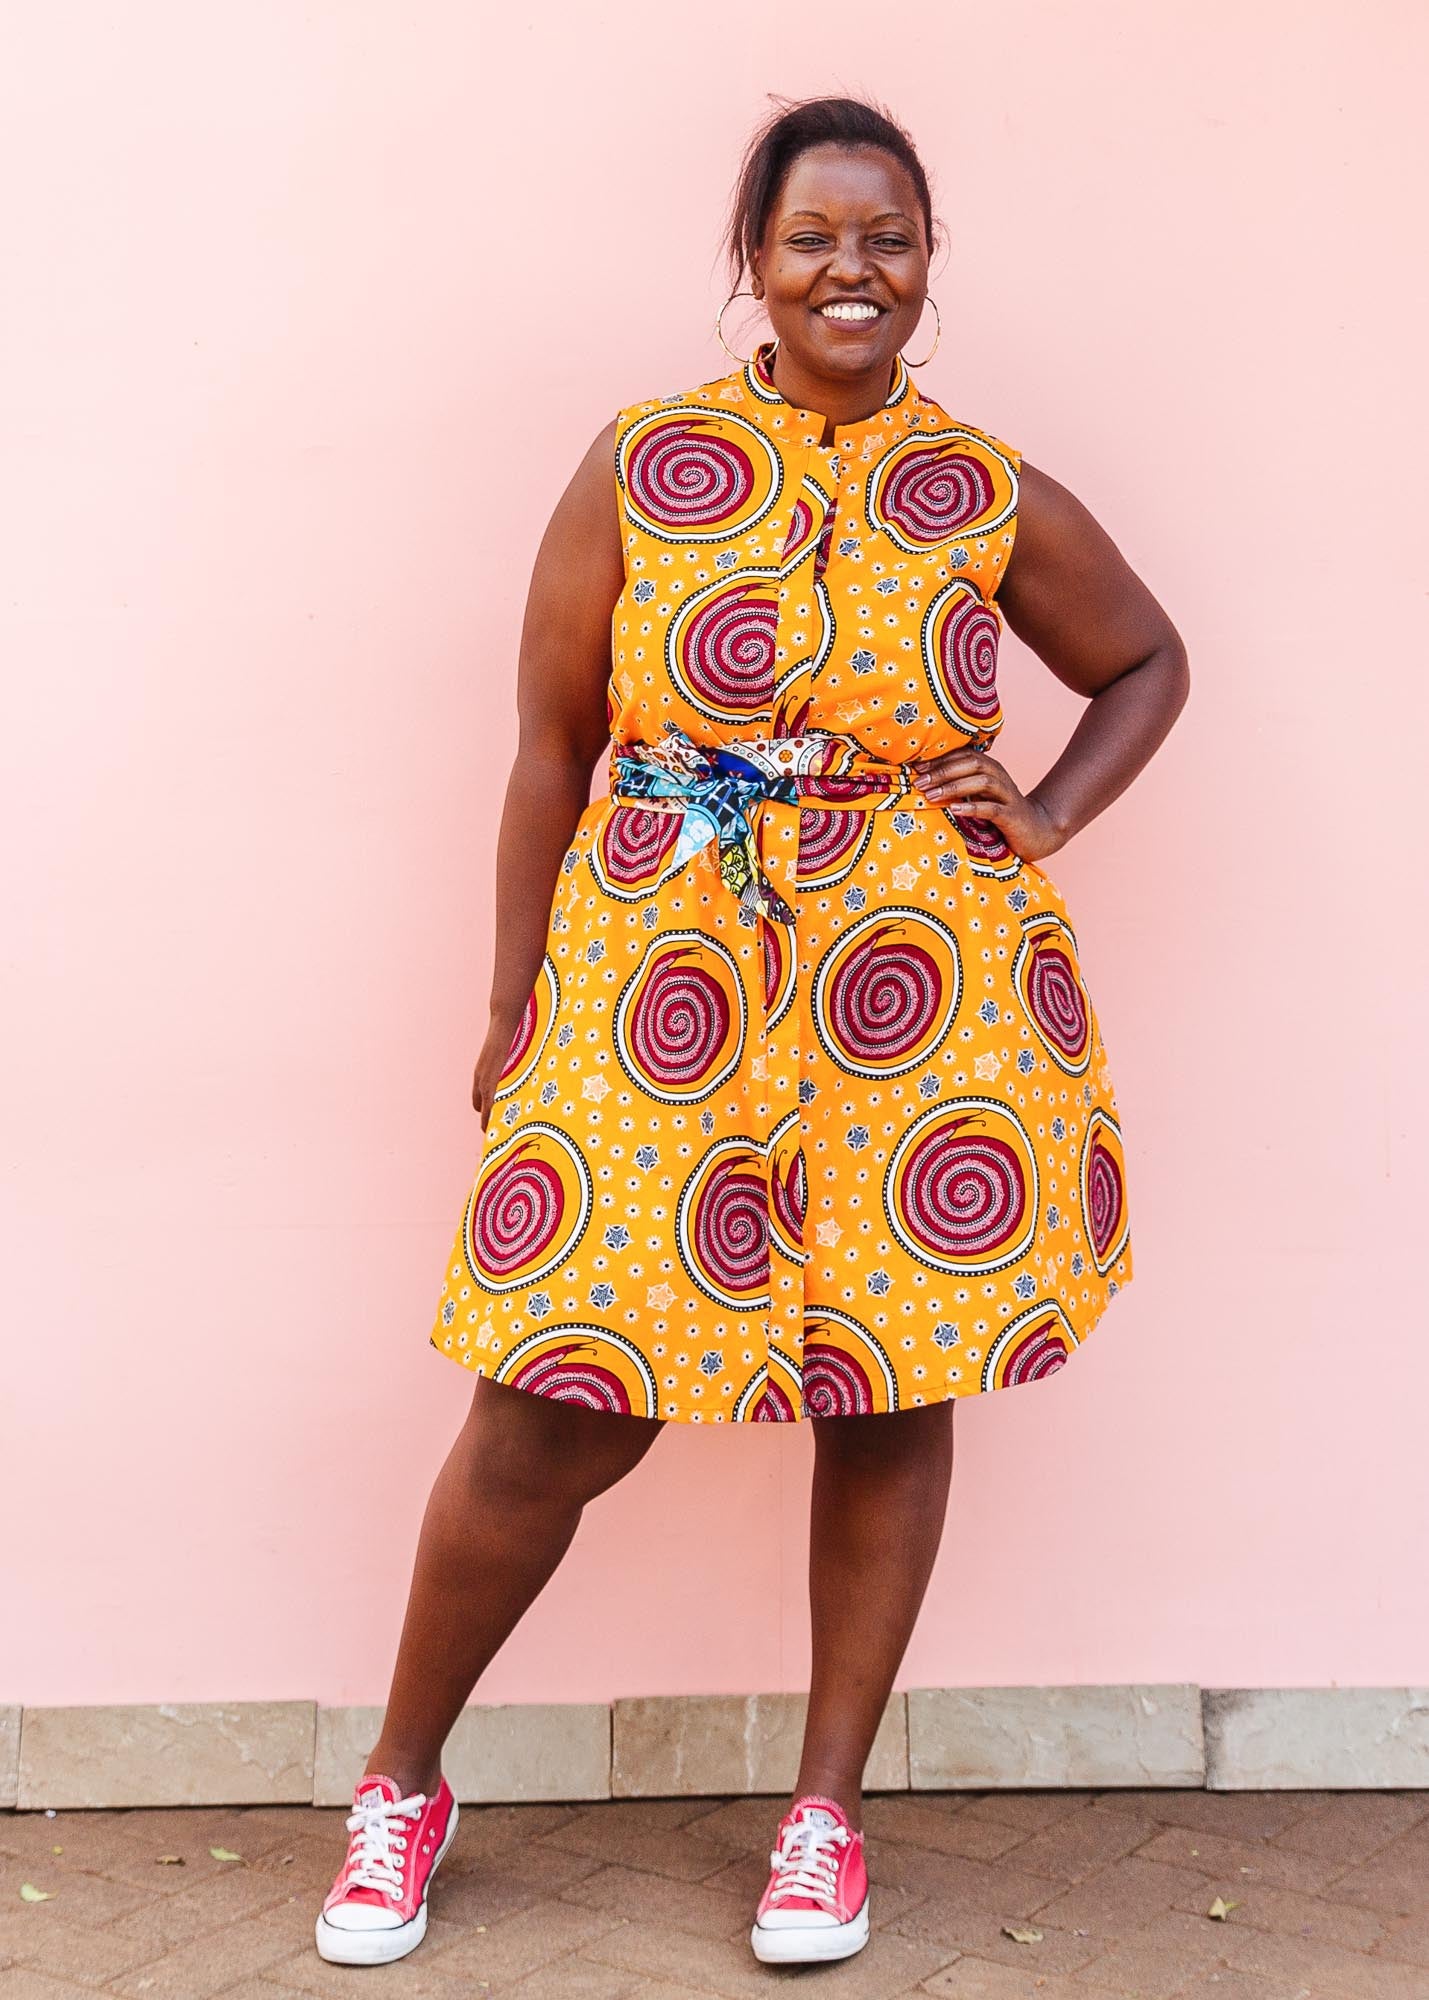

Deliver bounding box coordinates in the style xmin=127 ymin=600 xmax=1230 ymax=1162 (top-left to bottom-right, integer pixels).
xmin=608 ymin=724 xmax=933 ymax=927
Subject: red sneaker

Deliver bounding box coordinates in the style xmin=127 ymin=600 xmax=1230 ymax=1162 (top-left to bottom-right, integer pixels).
xmin=314 ymin=1772 xmax=459 ymax=1965
xmin=749 ymin=1792 xmax=870 ymax=1963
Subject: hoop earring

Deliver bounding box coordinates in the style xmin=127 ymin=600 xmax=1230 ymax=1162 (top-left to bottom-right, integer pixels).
xmin=715 ymin=288 xmax=769 ymax=362
xmin=903 ymin=296 xmax=942 ymax=368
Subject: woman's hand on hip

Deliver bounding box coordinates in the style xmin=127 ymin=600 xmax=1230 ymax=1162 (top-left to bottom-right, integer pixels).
xmin=912 ymin=746 xmax=1064 ymax=863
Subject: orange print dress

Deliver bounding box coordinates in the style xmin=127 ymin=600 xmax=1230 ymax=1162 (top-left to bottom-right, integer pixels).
xmin=429 ymin=338 xmax=1134 ymax=1422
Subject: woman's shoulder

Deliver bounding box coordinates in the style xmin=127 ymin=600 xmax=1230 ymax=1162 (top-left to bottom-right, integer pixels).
xmin=911 ymin=390 xmax=1022 ymax=474
xmin=614 ymin=363 xmax=744 ymax=435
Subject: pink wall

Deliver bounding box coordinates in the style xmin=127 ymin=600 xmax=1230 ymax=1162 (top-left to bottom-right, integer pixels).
xmin=4 ymin=1 xmax=1427 ymax=1708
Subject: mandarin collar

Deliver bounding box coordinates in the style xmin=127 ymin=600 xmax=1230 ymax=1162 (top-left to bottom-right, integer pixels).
xmin=739 ymin=336 xmax=919 ymax=449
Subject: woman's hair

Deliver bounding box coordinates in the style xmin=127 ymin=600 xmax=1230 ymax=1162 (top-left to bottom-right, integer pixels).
xmin=722 ymin=94 xmax=938 ymax=290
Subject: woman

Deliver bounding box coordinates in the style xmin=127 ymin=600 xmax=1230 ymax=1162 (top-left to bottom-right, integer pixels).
xmin=315 ymin=94 xmax=1189 ymax=1971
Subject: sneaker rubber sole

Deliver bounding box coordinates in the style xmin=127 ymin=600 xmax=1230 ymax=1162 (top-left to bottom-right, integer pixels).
xmin=750 ymin=1890 xmax=870 ymax=1963
xmin=314 ymin=1797 xmax=460 ymax=1966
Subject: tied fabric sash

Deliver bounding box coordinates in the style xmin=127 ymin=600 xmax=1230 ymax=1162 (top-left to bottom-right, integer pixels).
xmin=608 ymin=724 xmax=922 ymax=926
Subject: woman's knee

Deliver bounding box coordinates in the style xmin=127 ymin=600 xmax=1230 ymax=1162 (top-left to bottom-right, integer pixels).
xmin=459 ymin=1378 xmax=663 ymax=1508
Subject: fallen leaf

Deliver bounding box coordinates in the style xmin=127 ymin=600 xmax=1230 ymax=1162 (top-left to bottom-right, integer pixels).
xmin=51 ymin=1846 xmax=62 ymax=1855
xmin=20 ymin=1884 xmax=52 ymax=1902
xmin=209 ymin=1847 xmax=243 ymax=1863
xmin=1002 ymin=1922 xmax=1043 ymax=1943
xmin=1207 ymin=1894 xmax=1240 ymax=1920
xmin=156 ymin=1855 xmax=186 ymax=1866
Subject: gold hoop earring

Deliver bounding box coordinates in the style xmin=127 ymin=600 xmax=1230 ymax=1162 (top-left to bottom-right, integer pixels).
xmin=903 ymin=296 xmax=942 ymax=368
xmin=715 ymin=288 xmax=768 ymax=361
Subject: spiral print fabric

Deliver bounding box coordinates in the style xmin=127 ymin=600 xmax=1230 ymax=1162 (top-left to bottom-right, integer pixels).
xmin=429 ymin=341 xmax=1133 ymax=1419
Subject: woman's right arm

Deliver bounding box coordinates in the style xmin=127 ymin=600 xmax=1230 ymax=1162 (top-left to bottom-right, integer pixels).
xmin=471 ymin=417 xmax=625 ymax=1129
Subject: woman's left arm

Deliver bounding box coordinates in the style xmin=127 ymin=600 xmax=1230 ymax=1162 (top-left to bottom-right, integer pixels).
xmin=912 ymin=461 xmax=1191 ymax=860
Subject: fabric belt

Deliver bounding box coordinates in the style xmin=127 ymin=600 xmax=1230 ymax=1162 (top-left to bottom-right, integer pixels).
xmin=604 ymin=724 xmax=952 ymax=1417
xmin=609 ymin=725 xmax=924 ymax=925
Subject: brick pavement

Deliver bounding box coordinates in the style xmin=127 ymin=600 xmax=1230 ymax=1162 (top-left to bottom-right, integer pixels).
xmin=3 ymin=1789 xmax=1429 ymax=1998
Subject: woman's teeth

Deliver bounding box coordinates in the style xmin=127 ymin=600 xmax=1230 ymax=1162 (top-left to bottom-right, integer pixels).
xmin=819 ymin=303 xmax=880 ymax=321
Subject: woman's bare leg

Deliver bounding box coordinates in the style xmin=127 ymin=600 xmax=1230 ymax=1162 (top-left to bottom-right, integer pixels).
xmin=792 ymin=1402 xmax=956 ymax=1830
xmin=365 ymin=1377 xmax=665 ymax=1796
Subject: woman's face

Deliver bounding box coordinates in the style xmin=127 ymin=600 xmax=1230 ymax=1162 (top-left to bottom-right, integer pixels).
xmin=750 ymin=143 xmax=931 ymax=383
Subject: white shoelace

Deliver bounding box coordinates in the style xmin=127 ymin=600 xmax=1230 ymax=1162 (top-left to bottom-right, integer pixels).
xmin=343 ymin=1788 xmax=427 ymax=1899
xmin=766 ymin=1807 xmax=850 ymax=1904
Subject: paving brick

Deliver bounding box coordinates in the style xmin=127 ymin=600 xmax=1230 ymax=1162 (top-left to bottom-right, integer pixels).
xmin=996 ymin=1807 xmax=1160 ymax=1884
xmin=1136 ymin=1824 xmax=1346 ymax=1895
xmin=920 ymin=1958 xmax=1098 ymax=1998
xmin=557 ymin=1861 xmax=752 ymax=1942
xmin=1026 ymin=1854 xmax=1216 ymax=1941
xmin=429 ymin=1897 xmax=628 ymax=1983
xmin=538 ymin=1806 xmax=738 ymax=1882
xmin=585 ymin=1918 xmax=953 ymax=1997
xmin=1170 ymin=1875 xmax=1389 ymax=1951
xmin=674 ymin=1797 xmax=784 ymax=1854
xmin=0 ymin=1972 xmax=107 ymax=2000
xmin=261 ymin=1939 xmax=479 ymax=1998
xmin=108 ymin=1805 xmax=296 ymax=1856
xmin=104 ymin=1901 xmax=315 ymax=1997
xmin=1321 ymin=1821 xmax=1429 ymax=1915
xmin=865 ymin=1796 xmax=1034 ymax=1863
xmin=866 ymin=1842 xmax=1065 ymax=1923
xmin=1219 ymin=1922 xmax=1429 ymax=1999
xmin=429 ymin=1844 xmax=601 ymax=1927
xmin=206 ymin=1984 xmax=317 ymax=2000
xmin=502 ymin=1956 xmax=659 ymax=1998
xmin=101 ymin=1864 xmax=300 ymax=1948
xmin=0 ymin=1912 xmax=162 ymax=1988
xmin=1063 ymin=1908 xmax=1247 ymax=1997
xmin=958 ymin=1794 xmax=1099 ymax=1836
xmin=1375 ymin=1906 xmax=1429 ymax=1968
xmin=888 ymin=1897 xmax=1104 ymax=1974
xmin=1267 ymin=1789 xmax=1429 ymax=1863
xmin=0 ymin=1858 xmax=153 ymax=1930
xmin=1088 ymin=1790 xmax=1315 ymax=1842
xmin=1170 ymin=1973 xmax=1313 ymax=2000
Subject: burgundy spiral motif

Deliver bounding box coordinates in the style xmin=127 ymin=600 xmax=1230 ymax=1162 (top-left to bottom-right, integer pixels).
xmin=1086 ymin=1137 xmax=1125 ymax=1261
xmin=947 ymin=810 xmax=1013 ymax=861
xmin=829 ymin=924 xmax=942 ymax=1065
xmin=499 ymin=987 xmax=538 ymax=1082
xmin=1027 ymin=939 xmax=1088 ymax=1059
xmin=690 ymin=1155 xmax=769 ymax=1297
xmin=771 ymin=1146 xmax=807 ymax=1248
xmin=510 ymin=1342 xmax=632 ymax=1414
xmin=781 ymin=496 xmax=814 ymax=555
xmin=680 ymin=585 xmax=777 ymax=712
xmin=599 ymin=806 xmax=680 ymax=886
xmin=882 ymin=445 xmax=995 ymax=541
xmin=935 ymin=594 xmax=1000 ymax=720
xmin=754 ymin=1378 xmax=797 ymax=1421
xmin=627 ymin=420 xmax=755 ymax=528
xmin=1002 ymin=1322 xmax=1071 ymax=1386
xmin=630 ymin=951 xmax=731 ymax=1086
xmin=803 ymin=772 xmax=888 ymax=802
xmin=898 ymin=1122 xmax=1027 ymax=1259
xmin=797 ymin=808 xmax=866 ymax=878
xmin=762 ymin=921 xmax=785 ymax=1010
xmin=802 ymin=1342 xmax=875 ymax=1417
xmin=471 ymin=1147 xmax=565 ymax=1277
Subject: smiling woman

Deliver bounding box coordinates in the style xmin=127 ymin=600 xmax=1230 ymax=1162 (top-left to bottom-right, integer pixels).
xmin=314 ymin=92 xmax=1189 ymax=1980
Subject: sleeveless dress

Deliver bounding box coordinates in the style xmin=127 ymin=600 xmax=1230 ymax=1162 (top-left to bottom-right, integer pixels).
xmin=428 ymin=339 xmax=1134 ymax=1422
